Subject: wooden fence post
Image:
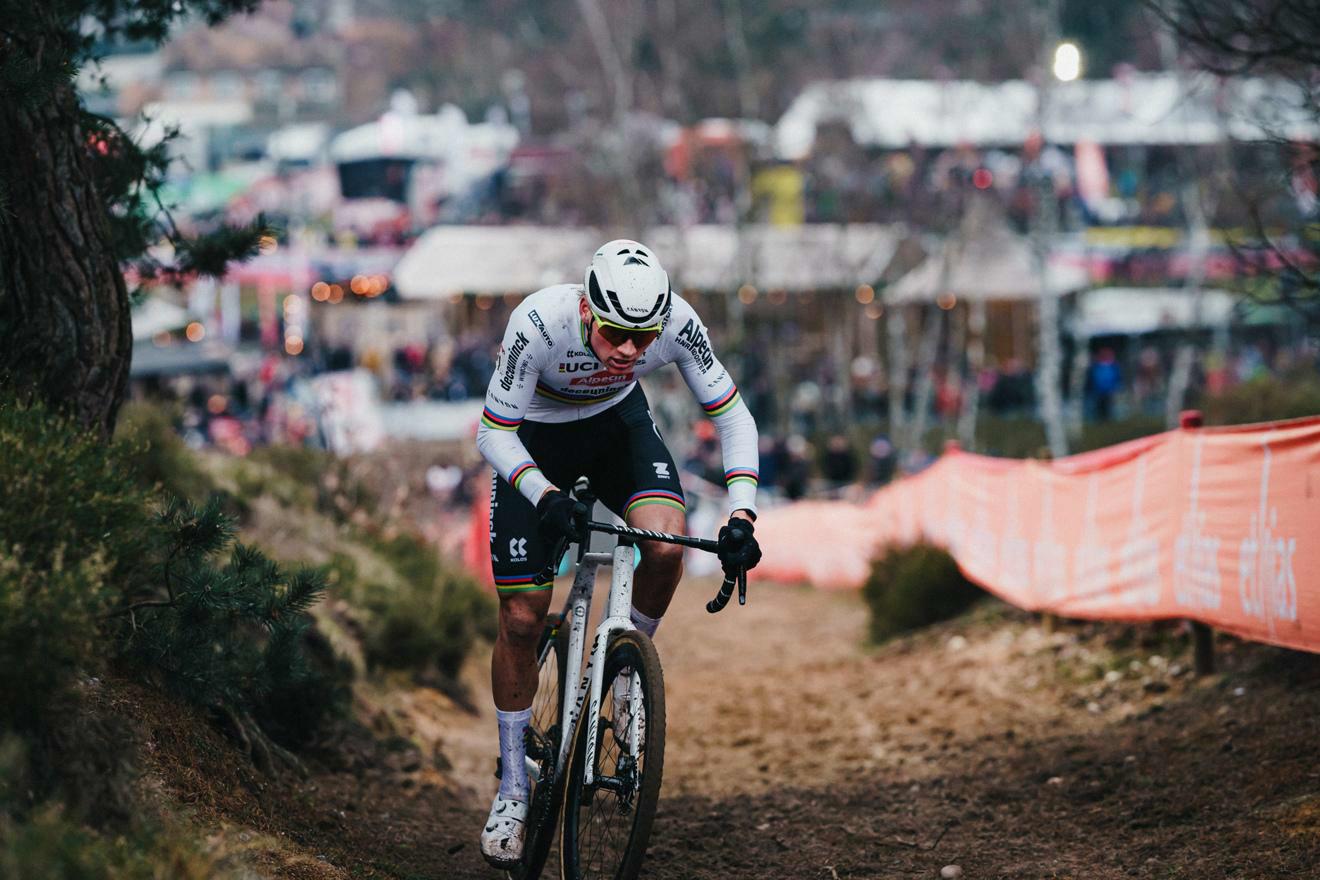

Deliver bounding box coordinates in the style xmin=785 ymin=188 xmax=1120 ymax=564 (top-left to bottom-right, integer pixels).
xmin=1179 ymin=410 xmax=1215 ymax=676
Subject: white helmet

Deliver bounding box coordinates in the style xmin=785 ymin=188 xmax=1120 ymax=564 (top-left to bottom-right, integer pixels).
xmin=583 ymin=239 xmax=671 ymax=331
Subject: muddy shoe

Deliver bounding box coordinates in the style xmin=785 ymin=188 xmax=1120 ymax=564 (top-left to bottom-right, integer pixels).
xmin=480 ymin=794 xmax=528 ymax=868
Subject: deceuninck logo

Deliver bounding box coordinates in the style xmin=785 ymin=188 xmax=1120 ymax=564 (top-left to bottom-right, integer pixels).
xmin=1237 ymin=442 xmax=1298 ymax=633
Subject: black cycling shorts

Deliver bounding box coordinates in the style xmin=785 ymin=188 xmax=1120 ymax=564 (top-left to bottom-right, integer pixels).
xmin=489 ymin=386 xmax=684 ymax=595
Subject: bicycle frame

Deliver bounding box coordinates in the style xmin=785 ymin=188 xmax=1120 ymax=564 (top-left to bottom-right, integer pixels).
xmin=528 ymin=540 xmax=640 ymax=791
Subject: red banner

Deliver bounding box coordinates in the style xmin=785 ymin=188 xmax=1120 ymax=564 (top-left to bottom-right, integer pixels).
xmin=753 ymin=416 xmax=1320 ymax=655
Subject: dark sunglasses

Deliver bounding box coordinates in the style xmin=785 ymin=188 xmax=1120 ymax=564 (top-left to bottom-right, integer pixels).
xmin=594 ymin=320 xmax=659 ymax=348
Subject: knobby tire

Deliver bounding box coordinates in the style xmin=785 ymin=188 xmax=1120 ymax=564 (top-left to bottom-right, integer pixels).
xmin=559 ymin=630 xmax=666 ymax=880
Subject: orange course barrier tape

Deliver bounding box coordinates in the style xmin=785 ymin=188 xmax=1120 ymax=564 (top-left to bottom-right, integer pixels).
xmin=752 ymin=415 xmax=1320 ymax=655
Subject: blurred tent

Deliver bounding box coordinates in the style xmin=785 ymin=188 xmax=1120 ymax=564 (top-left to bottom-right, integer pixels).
xmin=393 ymin=224 xmax=900 ymax=298
xmin=1073 ymin=287 xmax=1237 ymax=337
xmin=131 ymin=297 xmax=190 ymax=342
xmin=130 ymin=340 xmax=232 ymax=378
xmin=887 ymin=216 xmax=1090 ymax=303
xmin=775 ymin=73 xmax=1317 ymax=159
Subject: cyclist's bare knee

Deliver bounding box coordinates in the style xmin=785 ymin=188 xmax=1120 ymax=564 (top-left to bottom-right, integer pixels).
xmin=498 ymin=591 xmax=551 ymax=650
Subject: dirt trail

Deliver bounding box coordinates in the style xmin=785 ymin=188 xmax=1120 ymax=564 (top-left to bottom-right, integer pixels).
xmin=215 ymin=577 xmax=1320 ymax=879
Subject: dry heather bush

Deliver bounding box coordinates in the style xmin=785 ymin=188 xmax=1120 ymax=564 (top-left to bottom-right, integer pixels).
xmin=862 ymin=543 xmax=984 ymax=643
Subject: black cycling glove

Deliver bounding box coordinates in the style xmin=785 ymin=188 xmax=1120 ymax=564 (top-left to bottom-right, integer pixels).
xmin=717 ymin=515 xmax=762 ymax=575
xmin=536 ymin=489 xmax=589 ymax=545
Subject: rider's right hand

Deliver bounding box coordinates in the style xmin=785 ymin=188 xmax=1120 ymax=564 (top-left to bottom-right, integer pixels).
xmin=536 ymin=489 xmax=589 ymax=545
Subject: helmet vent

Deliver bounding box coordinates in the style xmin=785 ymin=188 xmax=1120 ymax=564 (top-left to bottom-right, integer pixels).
xmin=624 ymin=255 xmax=649 ymax=266
xmin=587 ymin=272 xmax=609 ymax=312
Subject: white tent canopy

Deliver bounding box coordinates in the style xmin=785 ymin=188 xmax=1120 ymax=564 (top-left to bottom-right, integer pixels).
xmin=1073 ymin=287 xmax=1237 ymax=337
xmin=131 ymin=297 xmax=190 ymax=342
xmin=887 ymin=225 xmax=1090 ymax=304
xmin=774 ymin=73 xmax=1315 ymax=159
xmin=393 ymin=224 xmax=901 ymax=299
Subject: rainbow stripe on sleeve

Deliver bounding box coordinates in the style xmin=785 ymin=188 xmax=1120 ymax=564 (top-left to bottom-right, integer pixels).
xmin=724 ymin=467 xmax=759 ymax=488
xmin=480 ymin=406 xmax=522 ymax=431
xmin=508 ymin=461 xmax=542 ymax=490
xmin=701 ymin=386 xmax=741 ymax=417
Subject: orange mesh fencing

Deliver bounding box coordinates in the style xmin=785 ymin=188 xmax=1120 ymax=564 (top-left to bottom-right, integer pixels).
xmin=752 ymin=416 xmax=1320 ymax=655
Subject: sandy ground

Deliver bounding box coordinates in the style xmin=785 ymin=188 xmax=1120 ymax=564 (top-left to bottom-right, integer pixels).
xmin=156 ymin=575 xmax=1320 ymax=880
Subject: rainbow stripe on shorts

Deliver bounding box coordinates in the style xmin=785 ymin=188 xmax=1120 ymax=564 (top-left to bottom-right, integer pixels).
xmin=493 ymin=572 xmax=548 ymax=594
xmin=624 ymin=488 xmax=686 ymax=517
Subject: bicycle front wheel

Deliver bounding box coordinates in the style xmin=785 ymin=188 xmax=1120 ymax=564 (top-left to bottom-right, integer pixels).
xmin=559 ymin=629 xmax=666 ymax=880
xmin=511 ymin=614 xmax=571 ymax=880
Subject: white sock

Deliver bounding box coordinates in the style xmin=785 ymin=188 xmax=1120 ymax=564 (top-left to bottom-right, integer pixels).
xmin=496 ymin=706 xmax=532 ymax=801
xmin=630 ymin=606 xmax=661 ymax=639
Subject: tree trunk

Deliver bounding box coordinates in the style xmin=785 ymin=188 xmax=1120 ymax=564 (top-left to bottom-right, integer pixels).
xmin=0 ymin=63 xmax=131 ymax=437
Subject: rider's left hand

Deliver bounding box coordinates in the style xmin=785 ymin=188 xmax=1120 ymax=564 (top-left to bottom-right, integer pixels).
xmin=717 ymin=515 xmax=761 ymax=575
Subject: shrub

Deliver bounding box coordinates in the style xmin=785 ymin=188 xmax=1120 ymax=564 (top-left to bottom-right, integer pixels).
xmin=246 ymin=444 xmax=378 ymax=522
xmin=332 ymin=533 xmax=496 ymax=676
xmin=0 ymin=396 xmax=153 ymax=726
xmin=1199 ymin=372 xmax=1320 ymax=426
xmin=0 ymin=552 xmax=110 ymax=731
xmin=0 ymin=805 xmax=224 ymax=879
xmin=862 ymin=543 xmax=984 ymax=642
xmin=118 ymin=498 xmax=348 ymax=754
xmin=114 ymin=401 xmax=216 ymax=503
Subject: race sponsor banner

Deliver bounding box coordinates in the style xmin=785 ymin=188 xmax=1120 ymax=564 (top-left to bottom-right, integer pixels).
xmin=753 ymin=416 xmax=1320 ymax=655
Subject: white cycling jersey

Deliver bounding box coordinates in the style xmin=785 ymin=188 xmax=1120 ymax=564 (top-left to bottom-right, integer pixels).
xmin=476 ymin=284 xmax=759 ymax=515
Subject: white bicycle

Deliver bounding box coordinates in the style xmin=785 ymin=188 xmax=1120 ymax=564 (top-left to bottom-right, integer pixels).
xmin=505 ymin=478 xmax=746 ymax=880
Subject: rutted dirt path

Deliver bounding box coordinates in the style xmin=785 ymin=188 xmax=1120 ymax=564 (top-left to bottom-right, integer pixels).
xmin=193 ymin=578 xmax=1320 ymax=879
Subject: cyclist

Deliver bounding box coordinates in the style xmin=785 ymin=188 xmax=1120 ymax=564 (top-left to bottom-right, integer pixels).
xmin=476 ymin=239 xmax=763 ymax=867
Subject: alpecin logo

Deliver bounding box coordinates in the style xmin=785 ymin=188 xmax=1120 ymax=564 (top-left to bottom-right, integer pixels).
xmin=1238 ymin=443 xmax=1297 ymax=631
xmin=569 ymin=370 xmax=634 ymax=387
xmin=676 ymin=318 xmax=715 ymax=371
xmin=499 ymin=332 xmax=531 ymax=391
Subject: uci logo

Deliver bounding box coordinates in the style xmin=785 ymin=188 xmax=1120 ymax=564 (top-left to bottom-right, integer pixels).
xmin=558 ymin=362 xmax=594 ymax=373
xmin=508 ymin=537 xmax=528 ymax=561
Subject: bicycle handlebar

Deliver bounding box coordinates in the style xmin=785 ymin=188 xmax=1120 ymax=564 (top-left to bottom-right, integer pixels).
xmin=533 ymin=517 xmax=748 ymax=614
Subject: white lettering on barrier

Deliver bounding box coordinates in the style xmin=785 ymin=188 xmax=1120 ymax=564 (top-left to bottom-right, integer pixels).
xmin=1072 ymin=474 xmax=1111 ymax=603
xmin=1116 ymin=455 xmax=1161 ymax=606
xmin=999 ymin=479 xmax=1030 ymax=595
xmin=1237 ymin=444 xmax=1298 ymax=632
xmin=1033 ymin=473 xmax=1068 ymax=603
xmin=1173 ymin=435 xmax=1222 ymax=611
xmin=967 ymin=470 xmax=998 ymax=581
xmin=943 ymin=467 xmax=967 ymax=558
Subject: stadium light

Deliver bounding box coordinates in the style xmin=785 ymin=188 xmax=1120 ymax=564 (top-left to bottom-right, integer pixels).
xmin=1053 ymin=42 xmax=1082 ymax=82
